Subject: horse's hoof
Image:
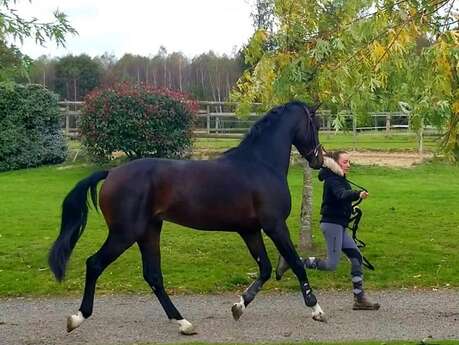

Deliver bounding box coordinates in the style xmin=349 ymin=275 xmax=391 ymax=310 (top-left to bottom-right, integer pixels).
xmin=231 ymin=303 xmax=244 ymax=321
xmin=312 ymin=313 xmax=327 ymax=323
xmin=177 ymin=319 xmax=197 ymax=335
xmin=67 ymin=312 xmax=85 ymax=332
xmin=180 ymin=327 xmax=197 ymax=335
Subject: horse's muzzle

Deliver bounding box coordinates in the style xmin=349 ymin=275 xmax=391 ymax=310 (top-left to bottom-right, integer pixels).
xmin=306 ymin=145 xmax=324 ymax=169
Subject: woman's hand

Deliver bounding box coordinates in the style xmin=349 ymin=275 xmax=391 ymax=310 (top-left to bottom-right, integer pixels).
xmin=359 ymin=191 xmax=369 ymax=199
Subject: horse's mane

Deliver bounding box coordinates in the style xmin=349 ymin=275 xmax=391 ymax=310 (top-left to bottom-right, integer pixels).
xmin=223 ymin=101 xmax=308 ymax=156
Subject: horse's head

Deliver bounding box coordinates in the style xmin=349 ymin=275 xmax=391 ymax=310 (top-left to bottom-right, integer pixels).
xmin=293 ymin=103 xmax=324 ymax=169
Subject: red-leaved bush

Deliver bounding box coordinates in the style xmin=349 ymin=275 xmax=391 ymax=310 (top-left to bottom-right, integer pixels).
xmin=81 ymin=83 xmax=198 ymax=161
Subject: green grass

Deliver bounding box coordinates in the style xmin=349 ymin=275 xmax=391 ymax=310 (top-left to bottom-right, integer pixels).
xmin=194 ymin=132 xmax=439 ymax=152
xmin=66 ymin=133 xmax=438 ymax=163
xmin=0 ymin=161 xmax=458 ymax=297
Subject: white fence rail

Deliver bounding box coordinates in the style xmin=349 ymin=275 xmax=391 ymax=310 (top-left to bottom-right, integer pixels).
xmin=59 ymin=101 xmax=418 ymax=138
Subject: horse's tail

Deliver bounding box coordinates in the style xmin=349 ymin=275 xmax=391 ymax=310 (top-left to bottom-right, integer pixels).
xmin=48 ymin=170 xmax=109 ymax=281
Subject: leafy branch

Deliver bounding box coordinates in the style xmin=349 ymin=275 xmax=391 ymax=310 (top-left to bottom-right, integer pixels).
xmin=0 ymin=1 xmax=77 ymax=46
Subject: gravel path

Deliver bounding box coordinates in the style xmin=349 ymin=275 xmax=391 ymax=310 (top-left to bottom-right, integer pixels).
xmin=1 ymin=290 xmax=458 ymax=345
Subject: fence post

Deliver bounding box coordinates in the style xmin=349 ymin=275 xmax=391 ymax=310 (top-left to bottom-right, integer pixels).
xmin=386 ymin=114 xmax=391 ymax=133
xmin=352 ymin=115 xmax=357 ymax=135
xmin=206 ymin=105 xmax=210 ymax=134
xmin=65 ymin=102 xmax=70 ymax=136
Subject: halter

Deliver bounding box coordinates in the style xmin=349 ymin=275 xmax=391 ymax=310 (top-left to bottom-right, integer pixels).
xmin=302 ymin=105 xmax=323 ymax=160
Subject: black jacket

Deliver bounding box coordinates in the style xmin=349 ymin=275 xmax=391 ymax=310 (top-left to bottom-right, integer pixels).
xmin=318 ymin=163 xmax=361 ymax=227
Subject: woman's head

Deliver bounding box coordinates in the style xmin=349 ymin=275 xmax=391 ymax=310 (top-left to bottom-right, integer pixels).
xmin=328 ymin=151 xmax=351 ymax=174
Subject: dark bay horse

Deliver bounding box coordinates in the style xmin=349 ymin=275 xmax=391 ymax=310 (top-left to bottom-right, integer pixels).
xmin=49 ymin=101 xmax=325 ymax=335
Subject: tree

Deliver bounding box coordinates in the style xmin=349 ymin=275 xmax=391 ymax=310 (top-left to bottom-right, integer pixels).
xmin=28 ymin=55 xmax=57 ymax=89
xmin=54 ymin=54 xmax=103 ymax=101
xmin=19 ymin=49 xmax=245 ymax=102
xmin=251 ymin=0 xmax=274 ymax=32
xmin=0 ymin=40 xmax=26 ymax=81
xmin=233 ymin=0 xmax=459 ymax=250
xmin=0 ymin=0 xmax=76 ymax=81
xmin=95 ymin=52 xmax=118 ymax=86
xmin=235 ymin=0 xmax=458 ymax=156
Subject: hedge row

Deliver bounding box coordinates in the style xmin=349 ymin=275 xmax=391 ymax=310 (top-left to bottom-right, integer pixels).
xmin=0 ymin=83 xmax=67 ymax=171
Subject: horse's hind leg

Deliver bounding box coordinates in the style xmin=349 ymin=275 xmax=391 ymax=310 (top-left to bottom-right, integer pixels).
xmin=137 ymin=220 xmax=196 ymax=335
xmin=232 ymin=230 xmax=272 ymax=321
xmin=263 ymin=220 xmax=326 ymax=322
xmin=67 ymin=230 xmax=136 ymax=332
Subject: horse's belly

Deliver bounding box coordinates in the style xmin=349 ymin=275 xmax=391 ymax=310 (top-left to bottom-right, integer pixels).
xmin=161 ymin=204 xmax=259 ymax=231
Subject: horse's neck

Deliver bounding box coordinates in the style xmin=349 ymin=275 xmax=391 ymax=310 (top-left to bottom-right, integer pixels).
xmin=241 ymin=123 xmax=295 ymax=176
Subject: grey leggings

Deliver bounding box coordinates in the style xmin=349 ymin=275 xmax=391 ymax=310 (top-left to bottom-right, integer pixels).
xmin=316 ymin=222 xmax=362 ymax=273
xmin=311 ymin=222 xmax=365 ymax=296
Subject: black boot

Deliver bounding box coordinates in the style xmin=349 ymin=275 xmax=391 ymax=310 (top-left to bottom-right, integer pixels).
xmin=353 ymin=293 xmax=380 ymax=310
xmin=351 ymin=274 xmax=380 ymax=310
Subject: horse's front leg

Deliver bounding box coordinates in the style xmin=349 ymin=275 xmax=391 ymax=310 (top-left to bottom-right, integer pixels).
xmin=232 ymin=230 xmax=272 ymax=321
xmin=264 ymin=220 xmax=326 ymax=322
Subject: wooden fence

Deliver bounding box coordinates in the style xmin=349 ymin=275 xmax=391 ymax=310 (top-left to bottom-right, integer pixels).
xmin=59 ymin=100 xmax=417 ymax=138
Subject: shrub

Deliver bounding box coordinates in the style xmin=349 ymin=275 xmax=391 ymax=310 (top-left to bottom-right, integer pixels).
xmin=81 ymin=83 xmax=198 ymax=161
xmin=0 ymin=83 xmax=67 ymax=171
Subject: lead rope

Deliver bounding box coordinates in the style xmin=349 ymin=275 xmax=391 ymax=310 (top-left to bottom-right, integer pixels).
xmin=345 ymin=178 xmax=375 ymax=271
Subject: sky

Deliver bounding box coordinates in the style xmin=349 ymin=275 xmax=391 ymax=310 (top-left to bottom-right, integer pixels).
xmin=13 ymin=0 xmax=255 ymax=59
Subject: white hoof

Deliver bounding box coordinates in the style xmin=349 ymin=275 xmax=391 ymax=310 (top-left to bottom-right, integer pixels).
xmin=176 ymin=319 xmax=197 ymax=335
xmin=67 ymin=311 xmax=85 ymax=332
xmin=311 ymin=303 xmax=327 ymax=322
xmin=231 ymin=296 xmax=245 ymax=321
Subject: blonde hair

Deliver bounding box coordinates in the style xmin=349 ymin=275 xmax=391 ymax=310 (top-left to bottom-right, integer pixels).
xmin=326 ymin=151 xmax=348 ymax=162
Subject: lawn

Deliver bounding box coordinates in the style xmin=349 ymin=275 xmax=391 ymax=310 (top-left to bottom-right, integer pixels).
xmin=67 ymin=132 xmax=439 ymax=161
xmin=194 ymin=132 xmax=439 ymax=152
xmin=0 ymin=160 xmax=458 ymax=297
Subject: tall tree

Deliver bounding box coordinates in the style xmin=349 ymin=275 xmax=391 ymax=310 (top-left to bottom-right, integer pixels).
xmin=233 ymin=0 xmax=459 ymax=250
xmin=234 ymin=0 xmax=458 ymax=156
xmin=251 ymin=0 xmax=275 ymax=32
xmin=29 ymin=50 xmax=245 ymax=102
xmin=28 ymin=55 xmax=57 ymax=89
xmin=95 ymin=52 xmax=118 ymax=86
xmin=55 ymin=54 xmax=103 ymax=101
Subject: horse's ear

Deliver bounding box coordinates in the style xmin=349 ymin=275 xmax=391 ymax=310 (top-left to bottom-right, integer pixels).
xmin=312 ymin=102 xmax=322 ymax=112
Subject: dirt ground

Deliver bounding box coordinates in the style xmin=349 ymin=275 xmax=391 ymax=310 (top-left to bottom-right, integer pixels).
xmin=192 ymin=149 xmax=432 ymax=168
xmin=1 ymin=290 xmax=457 ymax=345
xmin=347 ymin=151 xmax=432 ymax=167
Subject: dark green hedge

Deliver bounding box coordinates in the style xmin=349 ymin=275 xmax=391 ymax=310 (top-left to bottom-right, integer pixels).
xmin=0 ymin=83 xmax=67 ymax=171
xmin=81 ymin=83 xmax=198 ymax=161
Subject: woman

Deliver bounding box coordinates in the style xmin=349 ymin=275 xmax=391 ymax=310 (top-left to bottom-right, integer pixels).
xmin=276 ymin=151 xmax=380 ymax=310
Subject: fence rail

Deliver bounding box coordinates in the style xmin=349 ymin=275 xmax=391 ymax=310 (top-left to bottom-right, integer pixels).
xmin=59 ymin=100 xmax=421 ymax=139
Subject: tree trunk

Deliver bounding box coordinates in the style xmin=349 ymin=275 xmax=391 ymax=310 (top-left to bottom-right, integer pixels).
xmin=417 ymin=117 xmax=424 ymax=157
xmin=299 ymin=161 xmax=313 ymax=253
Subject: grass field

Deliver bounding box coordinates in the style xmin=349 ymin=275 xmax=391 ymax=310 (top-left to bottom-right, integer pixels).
xmin=0 ymin=159 xmax=458 ymax=297
xmin=67 ymin=132 xmax=439 ymax=162
xmin=194 ymin=132 xmax=439 ymax=152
